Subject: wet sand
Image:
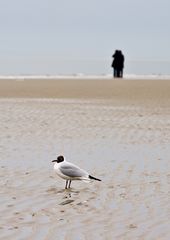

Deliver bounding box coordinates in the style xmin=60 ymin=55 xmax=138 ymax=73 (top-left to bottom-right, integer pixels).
xmin=0 ymin=78 xmax=170 ymax=104
xmin=0 ymin=78 xmax=170 ymax=239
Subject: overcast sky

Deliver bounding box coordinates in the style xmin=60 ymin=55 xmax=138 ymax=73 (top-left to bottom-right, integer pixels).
xmin=0 ymin=0 xmax=170 ymax=75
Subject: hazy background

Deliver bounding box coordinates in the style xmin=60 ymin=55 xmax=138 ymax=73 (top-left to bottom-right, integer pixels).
xmin=0 ymin=0 xmax=170 ymax=75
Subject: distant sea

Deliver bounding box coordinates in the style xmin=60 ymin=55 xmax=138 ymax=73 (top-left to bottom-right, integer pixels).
xmin=0 ymin=74 xmax=170 ymax=80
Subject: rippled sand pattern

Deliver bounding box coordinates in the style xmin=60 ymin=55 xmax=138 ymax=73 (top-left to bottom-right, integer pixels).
xmin=0 ymin=98 xmax=170 ymax=240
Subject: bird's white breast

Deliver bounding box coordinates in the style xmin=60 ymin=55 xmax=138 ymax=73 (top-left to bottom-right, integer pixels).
xmin=53 ymin=162 xmax=70 ymax=180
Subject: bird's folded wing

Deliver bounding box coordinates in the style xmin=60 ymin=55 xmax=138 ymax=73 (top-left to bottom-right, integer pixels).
xmin=60 ymin=164 xmax=87 ymax=178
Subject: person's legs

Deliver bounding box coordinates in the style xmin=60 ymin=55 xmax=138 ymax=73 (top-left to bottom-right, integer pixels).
xmin=120 ymin=69 xmax=123 ymax=78
xmin=119 ymin=69 xmax=123 ymax=78
xmin=114 ymin=69 xmax=117 ymax=77
xmin=117 ymin=69 xmax=120 ymax=78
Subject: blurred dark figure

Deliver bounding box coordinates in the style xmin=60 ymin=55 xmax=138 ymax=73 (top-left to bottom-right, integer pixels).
xmin=111 ymin=50 xmax=125 ymax=78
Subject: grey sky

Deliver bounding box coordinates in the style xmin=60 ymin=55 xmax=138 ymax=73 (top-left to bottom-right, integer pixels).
xmin=0 ymin=0 xmax=170 ymax=75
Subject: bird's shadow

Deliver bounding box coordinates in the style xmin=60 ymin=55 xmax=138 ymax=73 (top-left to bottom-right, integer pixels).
xmin=46 ymin=186 xmax=80 ymax=205
xmin=47 ymin=178 xmax=101 ymax=207
xmin=46 ymin=186 xmax=79 ymax=194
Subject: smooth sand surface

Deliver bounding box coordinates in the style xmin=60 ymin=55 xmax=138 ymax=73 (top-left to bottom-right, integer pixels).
xmin=0 ymin=78 xmax=170 ymax=104
xmin=0 ymin=78 xmax=170 ymax=239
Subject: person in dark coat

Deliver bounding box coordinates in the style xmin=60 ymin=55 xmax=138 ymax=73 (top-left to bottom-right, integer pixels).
xmin=111 ymin=50 xmax=125 ymax=78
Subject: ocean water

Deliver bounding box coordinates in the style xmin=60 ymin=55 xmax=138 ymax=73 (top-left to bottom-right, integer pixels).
xmin=0 ymin=74 xmax=170 ymax=80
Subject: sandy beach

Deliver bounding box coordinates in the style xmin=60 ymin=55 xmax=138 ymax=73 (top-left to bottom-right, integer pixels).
xmin=0 ymin=78 xmax=170 ymax=239
xmin=0 ymin=78 xmax=170 ymax=103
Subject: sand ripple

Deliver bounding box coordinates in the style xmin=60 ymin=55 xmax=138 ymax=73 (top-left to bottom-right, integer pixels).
xmin=0 ymin=98 xmax=170 ymax=239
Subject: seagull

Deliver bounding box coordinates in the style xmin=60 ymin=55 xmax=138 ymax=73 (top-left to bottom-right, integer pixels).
xmin=52 ymin=155 xmax=101 ymax=189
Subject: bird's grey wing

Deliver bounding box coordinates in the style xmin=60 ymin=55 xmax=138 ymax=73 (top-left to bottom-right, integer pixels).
xmin=59 ymin=164 xmax=87 ymax=178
